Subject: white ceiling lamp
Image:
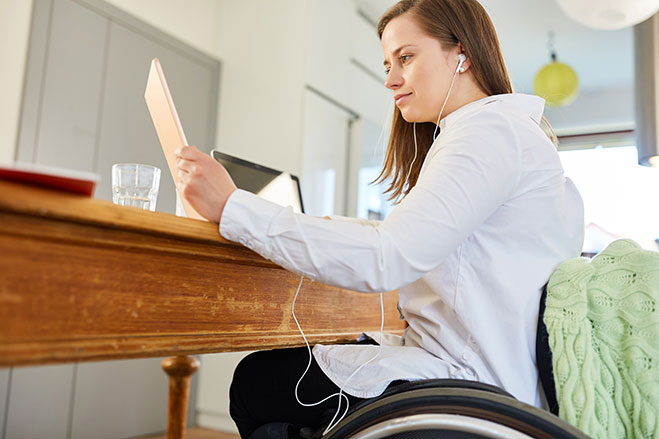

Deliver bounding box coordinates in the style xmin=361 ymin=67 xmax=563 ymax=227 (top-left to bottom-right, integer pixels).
xmin=555 ymin=0 xmax=659 ymax=30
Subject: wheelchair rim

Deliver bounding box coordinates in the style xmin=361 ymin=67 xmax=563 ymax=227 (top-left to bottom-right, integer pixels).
xmin=347 ymin=413 xmax=537 ymax=439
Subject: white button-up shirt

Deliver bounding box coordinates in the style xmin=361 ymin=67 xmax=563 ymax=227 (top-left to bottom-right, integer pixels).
xmin=219 ymin=93 xmax=584 ymax=407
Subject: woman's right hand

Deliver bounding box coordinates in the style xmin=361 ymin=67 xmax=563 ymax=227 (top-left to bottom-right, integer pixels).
xmin=175 ymin=145 xmax=237 ymax=224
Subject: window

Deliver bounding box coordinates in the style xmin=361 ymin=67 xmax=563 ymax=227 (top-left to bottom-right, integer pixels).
xmin=559 ymin=146 xmax=659 ymax=251
xmin=357 ymin=166 xmax=395 ymax=220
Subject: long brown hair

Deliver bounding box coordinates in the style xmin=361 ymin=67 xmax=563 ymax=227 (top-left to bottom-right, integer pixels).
xmin=374 ymin=0 xmax=513 ymax=202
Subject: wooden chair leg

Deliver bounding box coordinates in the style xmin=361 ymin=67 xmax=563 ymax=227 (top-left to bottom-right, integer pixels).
xmin=162 ymin=355 xmax=200 ymax=439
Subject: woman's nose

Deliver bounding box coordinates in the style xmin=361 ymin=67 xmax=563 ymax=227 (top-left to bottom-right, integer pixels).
xmin=385 ymin=69 xmax=402 ymax=90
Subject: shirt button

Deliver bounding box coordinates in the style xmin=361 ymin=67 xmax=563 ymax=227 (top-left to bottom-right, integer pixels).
xmin=461 ymin=352 xmax=471 ymax=362
xmin=468 ymin=336 xmax=480 ymax=353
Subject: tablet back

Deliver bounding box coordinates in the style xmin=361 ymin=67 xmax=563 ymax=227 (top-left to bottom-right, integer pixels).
xmin=144 ymin=58 xmax=204 ymax=220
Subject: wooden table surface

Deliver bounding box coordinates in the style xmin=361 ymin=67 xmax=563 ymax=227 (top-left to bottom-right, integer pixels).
xmin=0 ymin=179 xmax=405 ymax=367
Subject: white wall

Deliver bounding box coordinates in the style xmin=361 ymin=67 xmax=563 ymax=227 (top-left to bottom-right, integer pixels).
xmin=0 ymin=0 xmax=33 ymax=165
xmin=195 ymin=351 xmax=250 ymax=432
xmin=213 ymin=1 xmax=310 ymax=176
xmin=104 ymin=0 xmax=222 ymax=57
xmin=306 ymin=0 xmax=389 ymax=124
xmin=300 ymin=0 xmax=390 ymax=218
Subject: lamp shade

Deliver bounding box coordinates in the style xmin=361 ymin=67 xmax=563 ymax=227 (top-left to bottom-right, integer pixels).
xmin=533 ymin=61 xmax=579 ymax=107
xmin=556 ymin=0 xmax=659 ymax=30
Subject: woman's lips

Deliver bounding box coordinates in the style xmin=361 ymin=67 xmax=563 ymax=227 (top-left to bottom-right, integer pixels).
xmin=395 ymin=93 xmax=412 ymax=106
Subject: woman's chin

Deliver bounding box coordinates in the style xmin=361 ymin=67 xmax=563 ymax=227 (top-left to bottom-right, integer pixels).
xmin=399 ymin=109 xmax=417 ymax=123
xmin=399 ymin=110 xmax=423 ymax=124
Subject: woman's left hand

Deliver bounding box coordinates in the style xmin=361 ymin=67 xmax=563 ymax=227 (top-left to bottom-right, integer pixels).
xmin=175 ymin=145 xmax=236 ymax=224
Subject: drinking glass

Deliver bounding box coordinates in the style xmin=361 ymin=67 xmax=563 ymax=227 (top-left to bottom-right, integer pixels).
xmin=111 ymin=163 xmax=161 ymax=211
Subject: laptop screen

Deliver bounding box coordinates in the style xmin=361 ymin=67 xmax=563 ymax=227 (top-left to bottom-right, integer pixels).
xmin=211 ymin=150 xmax=304 ymax=214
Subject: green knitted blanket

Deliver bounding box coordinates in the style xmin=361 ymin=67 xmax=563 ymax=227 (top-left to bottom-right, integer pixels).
xmin=545 ymin=239 xmax=659 ymax=439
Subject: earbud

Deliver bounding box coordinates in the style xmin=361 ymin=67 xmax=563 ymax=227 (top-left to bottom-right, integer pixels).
xmin=457 ymin=53 xmax=467 ymax=73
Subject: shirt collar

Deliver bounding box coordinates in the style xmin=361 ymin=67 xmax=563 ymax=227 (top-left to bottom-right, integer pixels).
xmin=438 ymin=93 xmax=546 ymax=131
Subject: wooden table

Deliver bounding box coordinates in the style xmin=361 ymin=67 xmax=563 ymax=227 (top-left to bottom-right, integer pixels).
xmin=0 ymin=180 xmax=404 ymax=438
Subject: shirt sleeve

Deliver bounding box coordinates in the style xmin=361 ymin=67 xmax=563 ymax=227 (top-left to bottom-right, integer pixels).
xmin=219 ymin=112 xmax=521 ymax=293
xmin=328 ymin=215 xmax=382 ymax=227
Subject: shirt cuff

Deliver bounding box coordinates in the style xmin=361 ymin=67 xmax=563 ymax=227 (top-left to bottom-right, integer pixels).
xmin=218 ymin=189 xmax=284 ymax=255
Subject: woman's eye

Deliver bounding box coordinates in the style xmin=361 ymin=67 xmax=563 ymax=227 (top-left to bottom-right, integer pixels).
xmin=400 ymin=54 xmax=412 ymax=63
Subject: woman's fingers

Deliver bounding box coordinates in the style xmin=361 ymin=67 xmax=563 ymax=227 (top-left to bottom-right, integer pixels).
xmin=176 ymin=146 xmax=201 ymax=174
xmin=175 ymin=145 xmax=200 ymax=160
xmin=176 ymin=159 xmax=190 ymax=173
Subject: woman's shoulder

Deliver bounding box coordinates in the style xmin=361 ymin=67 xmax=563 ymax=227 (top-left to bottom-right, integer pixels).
xmin=450 ymin=93 xmax=545 ymax=129
xmin=436 ymin=93 xmax=561 ymax=170
xmin=439 ymin=95 xmax=530 ymax=148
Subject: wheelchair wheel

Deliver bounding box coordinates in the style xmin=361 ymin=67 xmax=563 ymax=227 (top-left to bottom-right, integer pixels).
xmin=322 ymin=385 xmax=588 ymax=439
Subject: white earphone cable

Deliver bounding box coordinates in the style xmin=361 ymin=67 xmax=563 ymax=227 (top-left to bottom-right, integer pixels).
xmin=404 ymin=121 xmax=418 ymax=192
xmin=292 ymin=275 xmax=385 ymax=435
xmin=432 ymin=59 xmax=463 ymax=141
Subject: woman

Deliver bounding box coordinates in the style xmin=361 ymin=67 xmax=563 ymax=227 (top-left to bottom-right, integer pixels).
xmin=175 ymin=0 xmax=585 ymax=437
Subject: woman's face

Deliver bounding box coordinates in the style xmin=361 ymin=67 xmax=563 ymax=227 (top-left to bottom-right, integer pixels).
xmin=381 ymin=14 xmax=461 ymax=124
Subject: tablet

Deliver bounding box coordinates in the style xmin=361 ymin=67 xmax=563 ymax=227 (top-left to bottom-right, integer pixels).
xmin=144 ymin=58 xmax=205 ymax=220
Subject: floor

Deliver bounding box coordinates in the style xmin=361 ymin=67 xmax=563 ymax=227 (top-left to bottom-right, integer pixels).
xmin=137 ymin=427 xmax=239 ymax=439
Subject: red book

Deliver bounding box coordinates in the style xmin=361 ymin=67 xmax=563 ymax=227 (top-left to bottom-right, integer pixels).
xmin=0 ymin=162 xmax=99 ymax=197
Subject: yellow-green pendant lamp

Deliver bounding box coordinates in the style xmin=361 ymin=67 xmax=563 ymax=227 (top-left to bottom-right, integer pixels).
xmin=534 ymin=33 xmax=579 ymax=107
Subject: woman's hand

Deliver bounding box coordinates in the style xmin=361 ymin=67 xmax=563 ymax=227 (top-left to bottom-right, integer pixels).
xmin=175 ymin=145 xmax=237 ymax=224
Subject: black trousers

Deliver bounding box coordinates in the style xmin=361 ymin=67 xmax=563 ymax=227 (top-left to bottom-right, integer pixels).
xmin=229 ymin=346 xmax=371 ymax=438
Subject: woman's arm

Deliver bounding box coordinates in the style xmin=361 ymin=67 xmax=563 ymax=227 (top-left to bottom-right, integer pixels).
xmin=218 ymin=114 xmax=521 ymax=293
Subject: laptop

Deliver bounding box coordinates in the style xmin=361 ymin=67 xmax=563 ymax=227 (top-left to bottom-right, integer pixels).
xmin=144 ymin=58 xmax=304 ymax=216
xmin=210 ymin=150 xmax=305 ymax=214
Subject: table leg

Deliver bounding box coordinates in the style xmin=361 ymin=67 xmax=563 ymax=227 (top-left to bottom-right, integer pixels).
xmin=162 ymin=355 xmax=200 ymax=439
